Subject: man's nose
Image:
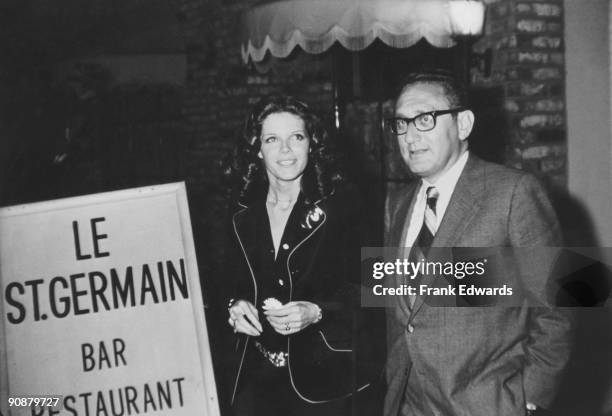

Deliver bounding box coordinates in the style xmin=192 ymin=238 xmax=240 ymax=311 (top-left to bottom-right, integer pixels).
xmin=400 ymin=129 xmax=422 ymax=144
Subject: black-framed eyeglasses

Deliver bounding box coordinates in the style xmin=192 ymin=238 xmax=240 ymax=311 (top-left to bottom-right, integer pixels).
xmin=386 ymin=108 xmax=466 ymax=134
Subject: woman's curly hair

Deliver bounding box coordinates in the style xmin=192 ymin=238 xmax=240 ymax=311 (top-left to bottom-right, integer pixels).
xmin=224 ymin=95 xmax=343 ymax=206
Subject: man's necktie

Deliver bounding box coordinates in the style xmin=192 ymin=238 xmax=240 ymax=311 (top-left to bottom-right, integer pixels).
xmin=408 ymin=186 xmax=439 ymax=307
xmin=415 ymin=186 xmax=439 ymax=255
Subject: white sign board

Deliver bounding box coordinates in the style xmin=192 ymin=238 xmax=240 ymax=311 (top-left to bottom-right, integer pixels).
xmin=0 ymin=183 xmax=220 ymax=416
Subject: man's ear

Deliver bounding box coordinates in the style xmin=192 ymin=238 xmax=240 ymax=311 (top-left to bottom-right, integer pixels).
xmin=457 ymin=110 xmax=475 ymax=141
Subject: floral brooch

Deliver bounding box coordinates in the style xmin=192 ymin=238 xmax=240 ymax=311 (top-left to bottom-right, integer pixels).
xmin=301 ymin=206 xmax=324 ymax=229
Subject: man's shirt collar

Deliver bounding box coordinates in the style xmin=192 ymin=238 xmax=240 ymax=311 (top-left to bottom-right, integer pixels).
xmin=421 ymin=150 xmax=469 ymax=196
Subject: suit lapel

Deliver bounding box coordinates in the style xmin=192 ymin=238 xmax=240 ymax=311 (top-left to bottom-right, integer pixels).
xmin=409 ymin=155 xmax=486 ymax=320
xmin=387 ymin=182 xmax=420 ymax=247
xmin=286 ymin=198 xmax=327 ymax=297
xmin=432 ymin=155 xmax=485 ymax=248
xmin=283 ymin=194 xmax=320 ymax=251
xmin=232 ymin=203 xmax=261 ymax=300
xmin=385 ymin=183 xmax=420 ymax=323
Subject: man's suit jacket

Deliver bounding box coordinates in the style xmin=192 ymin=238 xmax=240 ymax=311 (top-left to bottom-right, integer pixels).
xmin=384 ymin=154 xmax=573 ymax=416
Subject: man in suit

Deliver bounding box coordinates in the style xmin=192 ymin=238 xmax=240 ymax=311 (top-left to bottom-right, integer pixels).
xmin=383 ymin=71 xmax=573 ymax=416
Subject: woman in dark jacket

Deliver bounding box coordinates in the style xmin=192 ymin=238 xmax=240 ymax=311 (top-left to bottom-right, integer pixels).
xmin=224 ymin=96 xmax=371 ymax=415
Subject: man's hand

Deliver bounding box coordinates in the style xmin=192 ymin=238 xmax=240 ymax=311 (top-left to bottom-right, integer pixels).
xmin=228 ymin=300 xmax=262 ymax=336
xmin=264 ymin=301 xmax=321 ymax=335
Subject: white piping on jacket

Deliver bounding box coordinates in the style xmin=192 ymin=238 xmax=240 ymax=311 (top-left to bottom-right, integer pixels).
xmin=318 ymin=330 xmax=352 ymax=353
xmin=285 ymin=201 xmax=371 ymax=402
xmin=286 ymin=205 xmax=330 ymax=403
xmin=230 ymin=207 xmax=258 ymax=404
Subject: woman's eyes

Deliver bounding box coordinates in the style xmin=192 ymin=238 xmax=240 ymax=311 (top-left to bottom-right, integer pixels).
xmin=262 ymin=133 xmax=306 ymax=143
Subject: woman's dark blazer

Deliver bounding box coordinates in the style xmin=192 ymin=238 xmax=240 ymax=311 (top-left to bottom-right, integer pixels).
xmin=226 ymin=187 xmax=375 ymax=405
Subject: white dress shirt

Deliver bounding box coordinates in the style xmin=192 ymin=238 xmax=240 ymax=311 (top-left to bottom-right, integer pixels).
xmin=403 ymin=151 xmax=470 ymax=247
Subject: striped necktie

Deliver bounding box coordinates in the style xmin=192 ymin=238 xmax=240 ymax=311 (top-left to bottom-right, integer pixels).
xmin=408 ymin=186 xmax=439 ymax=307
xmin=415 ymin=186 xmax=439 ymax=254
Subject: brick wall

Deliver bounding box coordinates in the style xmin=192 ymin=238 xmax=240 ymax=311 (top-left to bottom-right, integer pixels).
xmin=473 ymin=0 xmax=566 ymax=186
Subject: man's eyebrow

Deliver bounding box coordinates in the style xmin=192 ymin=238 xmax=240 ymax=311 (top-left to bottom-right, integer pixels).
xmin=396 ymin=109 xmax=434 ymax=117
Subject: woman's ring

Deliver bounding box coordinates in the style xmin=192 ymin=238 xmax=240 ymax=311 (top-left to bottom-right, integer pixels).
xmin=285 ymin=323 xmax=290 ymax=331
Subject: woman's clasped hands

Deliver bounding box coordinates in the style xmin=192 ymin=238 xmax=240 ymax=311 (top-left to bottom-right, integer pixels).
xmin=228 ymin=299 xmax=321 ymax=336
